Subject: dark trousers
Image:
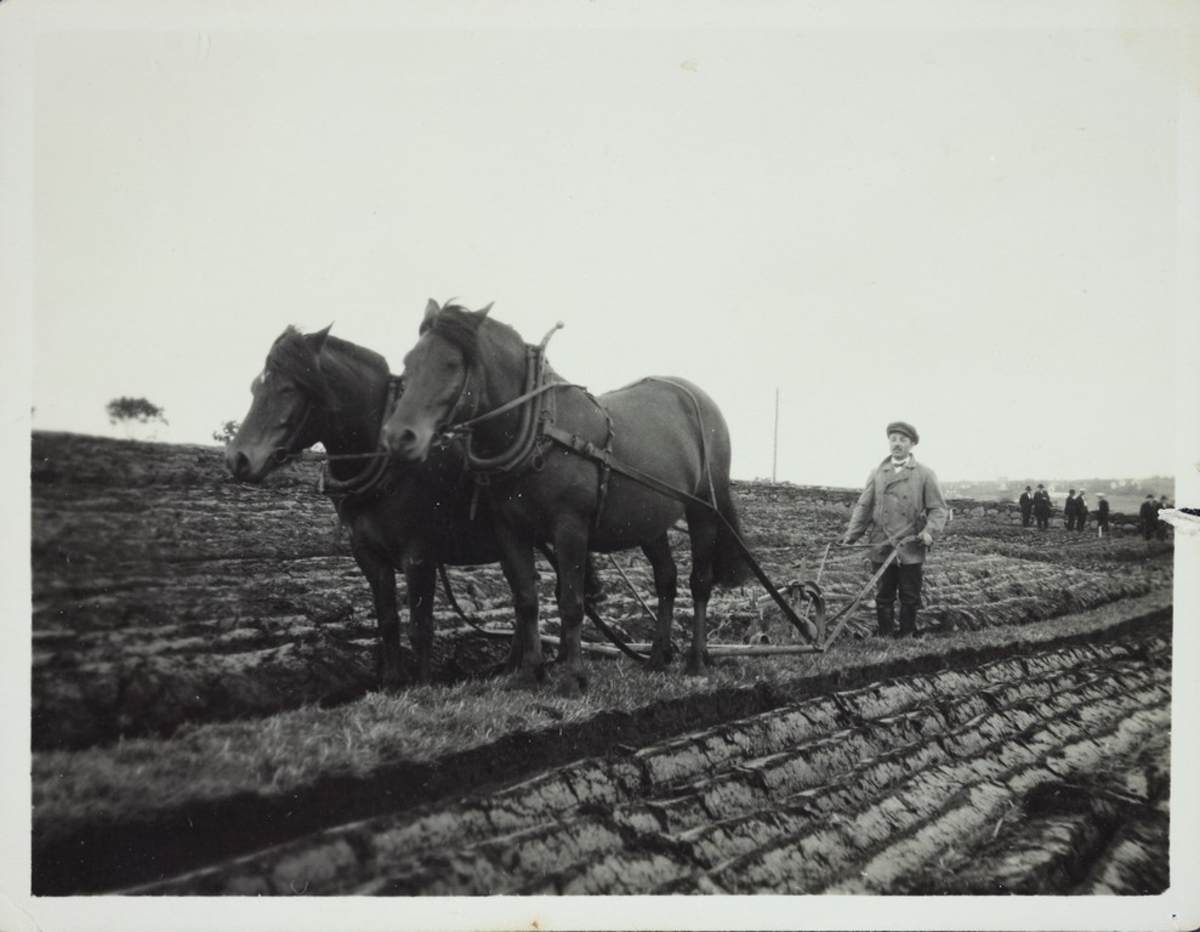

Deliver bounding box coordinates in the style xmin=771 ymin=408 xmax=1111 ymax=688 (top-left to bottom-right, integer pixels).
xmin=1021 ymin=510 xmax=1032 ymax=527
xmin=873 ymin=561 xmax=923 ymax=635
xmin=1036 ymin=513 xmax=1049 ymax=530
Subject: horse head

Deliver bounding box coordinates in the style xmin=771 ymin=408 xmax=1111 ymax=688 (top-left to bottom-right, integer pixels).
xmin=225 ymin=325 xmax=334 ymax=482
xmin=380 ymin=299 xmax=496 ymax=462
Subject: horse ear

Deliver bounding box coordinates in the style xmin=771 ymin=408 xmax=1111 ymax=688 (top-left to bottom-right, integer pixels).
xmin=311 ymin=324 xmax=333 ymax=356
xmin=424 ymin=298 xmax=441 ymax=322
xmin=477 ymin=302 xmax=493 ymax=320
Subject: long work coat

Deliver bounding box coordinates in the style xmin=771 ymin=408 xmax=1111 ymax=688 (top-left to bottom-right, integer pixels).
xmin=845 ymin=456 xmax=950 ymax=564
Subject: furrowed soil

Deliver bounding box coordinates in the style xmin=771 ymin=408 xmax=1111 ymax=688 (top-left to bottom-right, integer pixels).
xmin=30 ymin=432 xmax=1175 ymax=896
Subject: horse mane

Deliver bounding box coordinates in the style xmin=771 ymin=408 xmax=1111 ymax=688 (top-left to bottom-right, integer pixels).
xmin=266 ymin=326 xmax=389 ymax=405
xmin=418 ymin=303 xmax=485 ymax=368
xmin=420 ymin=301 xmax=530 ymax=370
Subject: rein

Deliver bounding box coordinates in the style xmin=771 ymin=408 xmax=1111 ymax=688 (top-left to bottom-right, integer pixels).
xmin=446 ymin=323 xmax=584 ymax=500
xmin=453 ymin=380 xmax=578 ymax=434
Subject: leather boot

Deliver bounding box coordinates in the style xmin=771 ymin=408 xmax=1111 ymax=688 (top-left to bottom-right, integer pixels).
xmin=875 ymin=602 xmax=895 ymax=637
xmin=898 ymin=604 xmax=918 ymax=638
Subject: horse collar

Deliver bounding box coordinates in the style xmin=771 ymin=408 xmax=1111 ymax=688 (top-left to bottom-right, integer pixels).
xmin=319 ymin=375 xmax=404 ymax=500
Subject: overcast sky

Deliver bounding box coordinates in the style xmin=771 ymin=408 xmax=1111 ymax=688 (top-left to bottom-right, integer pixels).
xmin=14 ymin=2 xmax=1199 ymax=489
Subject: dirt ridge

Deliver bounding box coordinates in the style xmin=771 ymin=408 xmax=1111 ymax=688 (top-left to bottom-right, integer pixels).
xmin=30 ymin=432 xmax=1175 ymax=896
xmin=94 ymin=607 xmax=1171 ymax=898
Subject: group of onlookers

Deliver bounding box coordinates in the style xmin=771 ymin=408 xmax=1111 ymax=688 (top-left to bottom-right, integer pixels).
xmin=1018 ymin=484 xmax=1057 ymax=531
xmin=1017 ymin=485 xmax=1171 ymax=539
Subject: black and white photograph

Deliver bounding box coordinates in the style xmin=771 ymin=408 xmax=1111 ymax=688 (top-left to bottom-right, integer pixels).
xmin=3 ymin=1 xmax=1198 ymax=930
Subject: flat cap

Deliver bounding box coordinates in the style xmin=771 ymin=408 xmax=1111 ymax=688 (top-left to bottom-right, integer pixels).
xmin=885 ymin=421 xmax=919 ymax=444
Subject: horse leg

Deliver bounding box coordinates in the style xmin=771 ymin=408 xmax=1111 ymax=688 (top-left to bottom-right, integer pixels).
xmin=684 ymin=507 xmax=720 ymax=677
xmin=642 ymin=533 xmax=678 ymax=672
xmin=548 ymin=551 xmax=603 ymax=664
xmin=353 ymin=544 xmax=403 ymax=691
xmin=495 ymin=524 xmax=545 ymax=688
xmin=550 ymin=519 xmax=592 ymax=698
xmin=403 ymin=557 xmax=436 ymax=686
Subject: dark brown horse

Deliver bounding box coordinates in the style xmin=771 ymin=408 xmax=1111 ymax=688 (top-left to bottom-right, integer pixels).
xmin=380 ymin=300 xmax=749 ymax=695
xmin=225 ymin=325 xmax=600 ymax=690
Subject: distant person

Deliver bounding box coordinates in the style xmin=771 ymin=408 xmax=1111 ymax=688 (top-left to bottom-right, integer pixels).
xmin=1019 ymin=486 xmax=1034 ymax=527
xmin=1033 ymin=484 xmax=1052 ymax=530
xmin=1156 ymin=495 xmax=1170 ymax=540
xmin=841 ymin=421 xmax=949 ymax=639
xmin=1065 ymin=489 xmax=1078 ymax=530
xmin=1096 ymin=493 xmax=1110 ymax=539
xmin=1140 ymin=494 xmax=1157 ymax=540
xmin=1075 ymin=490 xmax=1088 ymax=532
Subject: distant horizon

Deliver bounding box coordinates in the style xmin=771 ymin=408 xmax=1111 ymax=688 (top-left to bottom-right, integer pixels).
xmin=30 ymin=426 xmax=1177 ymax=493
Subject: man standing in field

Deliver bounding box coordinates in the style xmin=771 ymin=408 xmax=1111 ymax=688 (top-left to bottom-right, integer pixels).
xmin=1019 ymin=485 xmax=1034 ymax=527
xmin=1096 ymin=493 xmax=1110 ymax=539
xmin=1140 ymin=494 xmax=1157 ymax=540
xmin=1064 ymin=489 xmax=1078 ymax=530
xmin=1033 ymin=484 xmax=1052 ymax=529
xmin=841 ymin=421 xmax=949 ymax=638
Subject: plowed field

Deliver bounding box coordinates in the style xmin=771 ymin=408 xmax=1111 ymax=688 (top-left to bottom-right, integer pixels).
xmin=30 ymin=432 xmax=1174 ymax=896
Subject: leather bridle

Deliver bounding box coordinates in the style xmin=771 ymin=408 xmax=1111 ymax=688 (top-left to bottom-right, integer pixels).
xmin=269 ymin=398 xmax=315 ymax=464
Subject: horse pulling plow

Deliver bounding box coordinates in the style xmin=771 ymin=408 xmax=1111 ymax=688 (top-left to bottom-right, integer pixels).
xmin=372 ymin=303 xmax=903 ymax=671
xmin=225 ymin=303 xmax=911 ymax=685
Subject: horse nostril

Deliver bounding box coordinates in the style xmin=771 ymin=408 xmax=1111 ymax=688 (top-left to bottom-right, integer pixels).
xmin=381 ymin=426 xmax=417 ymax=454
xmin=227 ymin=450 xmax=250 ymax=480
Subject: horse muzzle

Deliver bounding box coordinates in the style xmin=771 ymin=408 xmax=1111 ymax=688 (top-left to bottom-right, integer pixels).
xmin=380 ymin=419 xmax=432 ymax=462
xmin=225 ymin=445 xmax=275 ymax=483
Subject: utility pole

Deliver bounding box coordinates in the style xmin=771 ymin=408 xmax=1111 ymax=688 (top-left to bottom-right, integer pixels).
xmin=772 ymin=387 xmax=779 ymax=483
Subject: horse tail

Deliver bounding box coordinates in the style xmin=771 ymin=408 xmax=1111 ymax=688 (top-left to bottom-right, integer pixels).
xmin=711 ymin=481 xmax=752 ymax=588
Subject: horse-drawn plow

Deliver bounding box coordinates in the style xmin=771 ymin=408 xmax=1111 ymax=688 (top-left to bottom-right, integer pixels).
xmin=30 ymin=432 xmax=1174 ymax=896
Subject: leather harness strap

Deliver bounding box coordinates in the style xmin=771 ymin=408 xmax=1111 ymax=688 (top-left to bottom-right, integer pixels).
xmin=319 ymin=374 xmax=404 ymax=501
xmin=538 ymin=420 xmax=819 ymax=645
xmin=450 ymin=338 xmax=822 ymax=646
